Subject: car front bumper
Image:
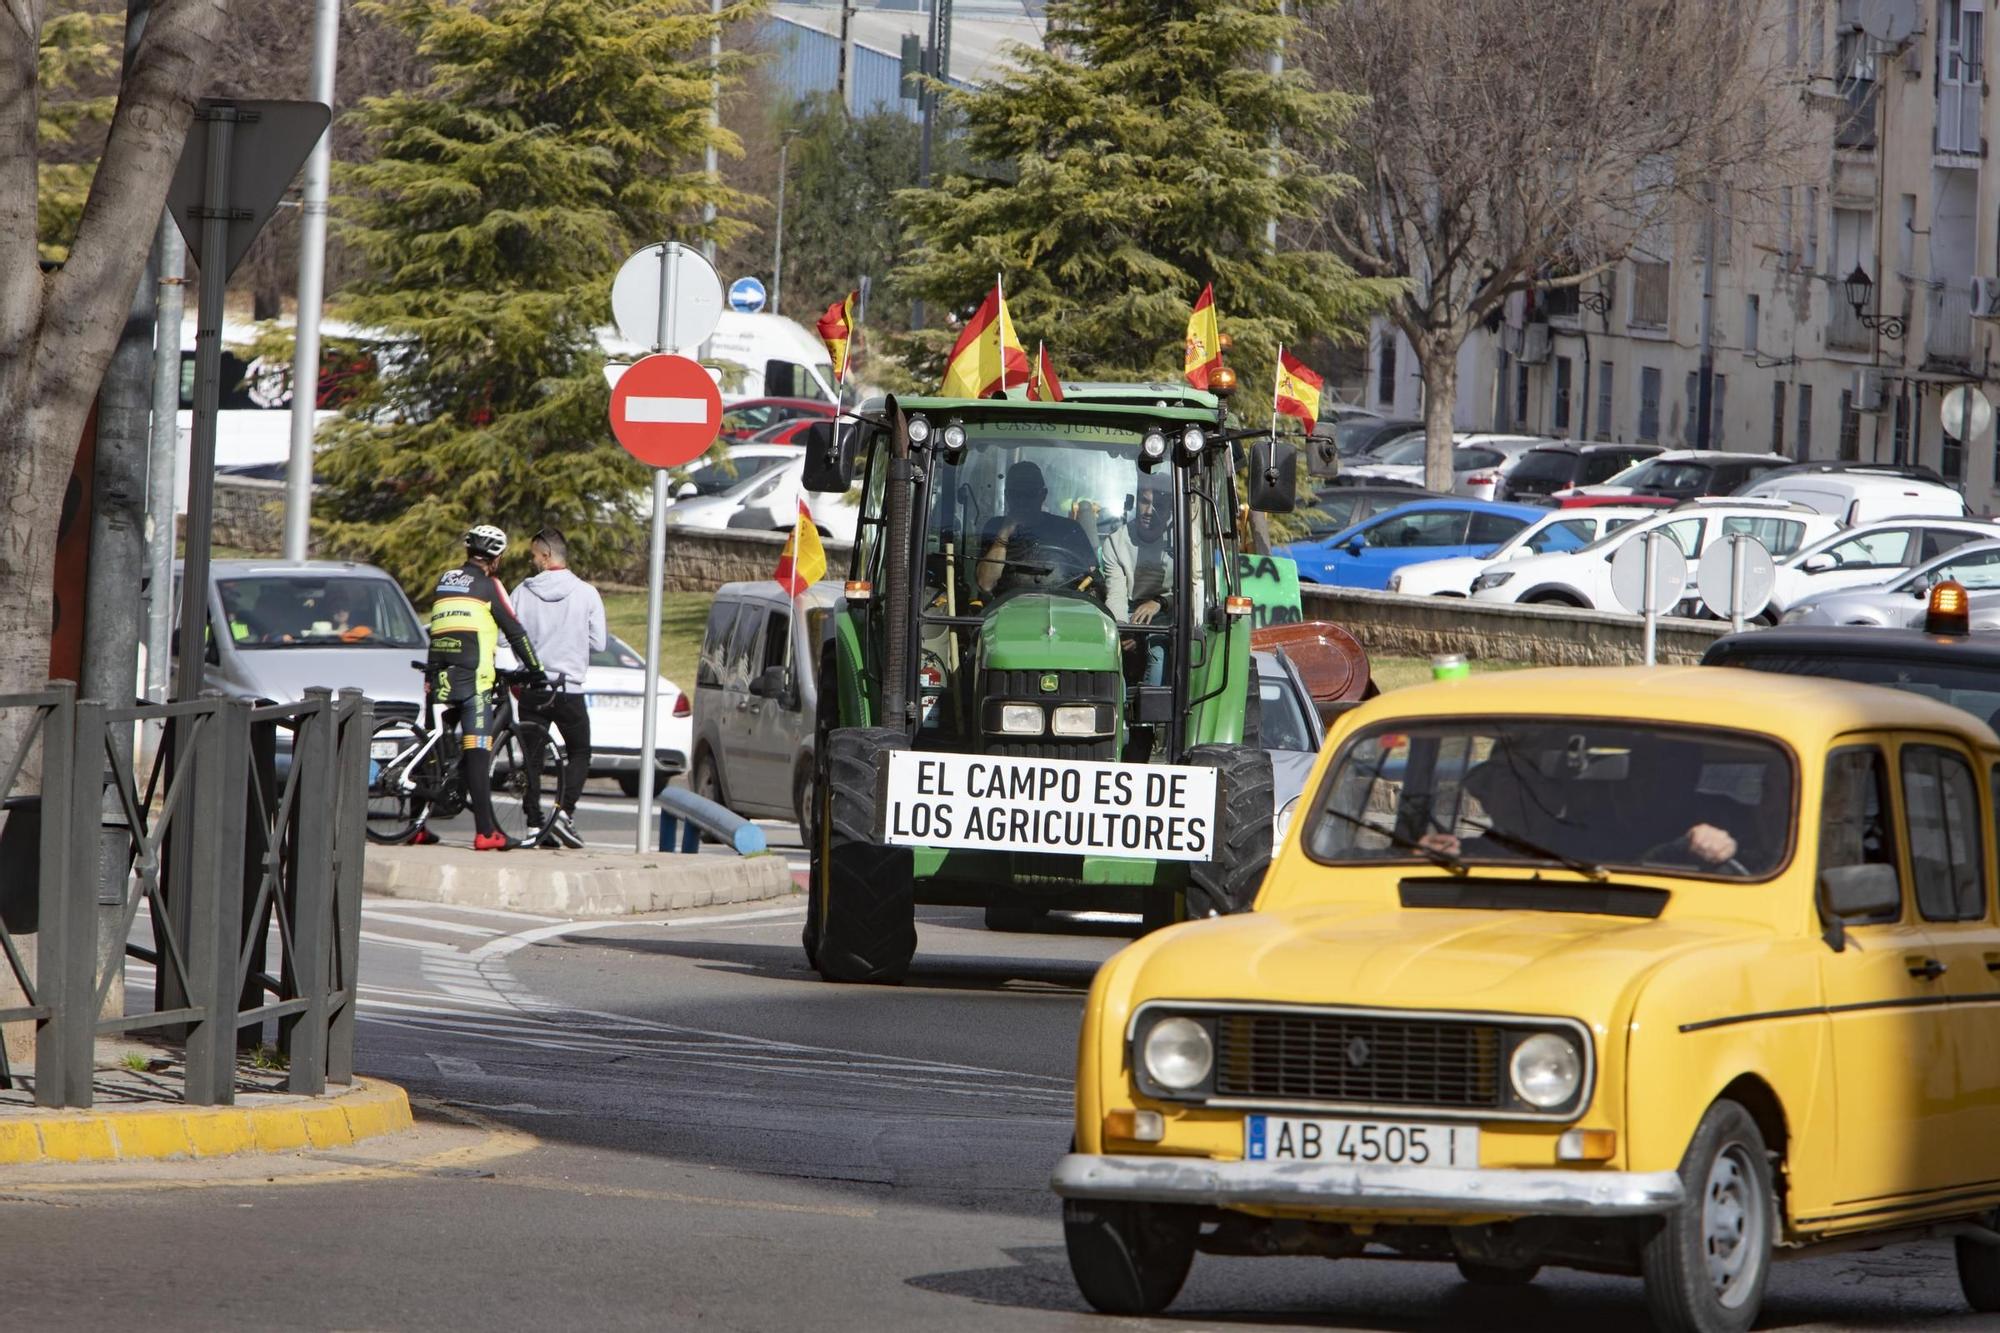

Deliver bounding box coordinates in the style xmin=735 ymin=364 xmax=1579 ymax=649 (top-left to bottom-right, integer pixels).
xmin=1050 ymin=1153 xmax=1685 ymax=1218
xmin=590 ymin=746 xmax=688 ymax=776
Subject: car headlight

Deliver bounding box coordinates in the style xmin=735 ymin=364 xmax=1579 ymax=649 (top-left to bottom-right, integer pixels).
xmin=1779 ymin=607 xmax=1811 ymax=625
xmin=1471 ymin=569 xmax=1515 ymax=593
xmin=1273 ymin=795 xmax=1300 ymax=851
xmin=998 ymin=703 xmax=1043 ymax=735
xmin=1387 ymin=572 xmax=1403 ymax=592
xmin=1050 ymin=704 xmax=1104 ymax=736
xmin=1142 ymin=1016 xmax=1214 ymax=1091
xmin=1509 ymin=1032 xmax=1582 ymax=1109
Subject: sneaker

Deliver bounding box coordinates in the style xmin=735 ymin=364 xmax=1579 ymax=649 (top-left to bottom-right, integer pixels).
xmin=473 ymin=830 xmax=522 ymax=852
xmin=410 ymin=827 xmax=440 ymax=846
xmin=550 ymin=809 xmax=585 ymax=849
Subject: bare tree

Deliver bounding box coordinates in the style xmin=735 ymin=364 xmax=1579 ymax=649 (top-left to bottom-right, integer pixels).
xmin=1305 ymin=0 xmax=1811 ymax=488
xmin=1 ymin=1 xmax=228 ymax=706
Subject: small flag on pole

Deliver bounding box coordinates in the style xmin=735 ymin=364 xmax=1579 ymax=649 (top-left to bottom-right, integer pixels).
xmin=1027 ymin=342 xmax=1065 ymax=402
xmin=1184 ymin=283 xmax=1222 ymax=389
xmin=940 ymin=278 xmax=1029 ymax=398
xmin=1274 ymin=347 xmax=1325 ymax=434
xmin=773 ymin=499 xmax=828 ymax=597
xmin=816 ymin=291 xmax=859 ymax=382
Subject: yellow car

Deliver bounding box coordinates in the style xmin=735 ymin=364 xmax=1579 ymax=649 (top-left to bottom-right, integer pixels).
xmin=1056 ymin=667 xmax=2000 ymax=1333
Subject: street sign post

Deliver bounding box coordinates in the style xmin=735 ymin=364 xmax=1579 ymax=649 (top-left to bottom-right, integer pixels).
xmin=1611 ymin=530 xmax=1689 ymax=665
xmin=612 ymin=243 xmax=723 ymax=851
xmin=728 ymin=276 xmax=767 ymax=314
xmin=1696 ymin=534 xmax=1775 ymax=633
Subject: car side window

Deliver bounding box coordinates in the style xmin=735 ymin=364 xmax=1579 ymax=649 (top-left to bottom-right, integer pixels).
xmin=1922 ymin=528 xmax=1980 ymax=562
xmin=1720 ymin=516 xmax=1805 ymax=558
xmin=1820 ymin=747 xmax=1902 ymax=922
xmin=1457 ymin=447 xmax=1504 ymax=470
xmin=1367 ymin=510 xmax=1468 ymax=547
xmin=1525 ymin=519 xmax=1595 ymax=554
xmin=725 ymin=604 xmax=764 ymax=682
xmin=759 ymin=610 xmax=791 ymax=678
xmin=697 ymin=602 xmax=741 ymax=687
xmin=1467 ymin=512 xmax=1526 ymax=545
xmin=1826 ymin=528 xmax=1915 ymax=568
xmin=1902 ymin=745 xmax=1986 ymax=922
xmin=1936 ymin=546 xmax=2000 ymax=589
xmin=1661 ymin=518 xmax=1704 ymax=558
xmin=1581 ymin=452 xmax=1630 ymax=485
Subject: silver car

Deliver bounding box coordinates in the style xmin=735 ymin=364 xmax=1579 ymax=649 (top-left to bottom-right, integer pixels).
xmin=1253 ymin=648 xmax=1327 ymax=855
xmin=1781 ymin=539 xmax=2000 ymax=630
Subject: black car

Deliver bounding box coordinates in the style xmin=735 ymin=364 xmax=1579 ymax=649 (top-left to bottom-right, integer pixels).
xmin=1702 ymin=616 xmax=2000 ymax=730
xmin=1499 ymin=442 xmax=1664 ymax=503
xmin=1303 ymin=483 xmax=1442 ymax=537
xmin=1332 ymin=416 xmax=1423 ymax=459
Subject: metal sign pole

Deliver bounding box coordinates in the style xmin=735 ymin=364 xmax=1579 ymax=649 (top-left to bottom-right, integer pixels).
xmin=1641 ymin=530 xmax=1659 ymax=667
xmin=1729 ymin=534 xmax=1748 ymax=634
xmin=635 ymin=243 xmax=682 ymax=852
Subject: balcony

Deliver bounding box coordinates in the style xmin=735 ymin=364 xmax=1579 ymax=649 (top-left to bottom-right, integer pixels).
xmin=1926 ymin=280 xmax=1975 ymax=368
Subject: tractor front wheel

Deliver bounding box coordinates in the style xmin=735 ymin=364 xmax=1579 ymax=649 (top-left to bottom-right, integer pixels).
xmin=1186 ymin=744 xmax=1274 ymax=918
xmin=812 ymin=727 xmax=917 ymax=984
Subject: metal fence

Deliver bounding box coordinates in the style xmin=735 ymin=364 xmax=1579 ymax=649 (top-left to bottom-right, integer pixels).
xmin=0 ymin=685 xmax=370 ymax=1108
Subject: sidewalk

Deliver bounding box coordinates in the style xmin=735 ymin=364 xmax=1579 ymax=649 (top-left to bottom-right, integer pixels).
xmin=0 ymin=1040 xmax=411 ymax=1167
xmin=364 ymin=842 xmax=797 ymax=916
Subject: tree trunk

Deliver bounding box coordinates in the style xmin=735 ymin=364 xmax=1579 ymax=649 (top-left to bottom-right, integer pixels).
xmin=1417 ymin=339 xmax=1458 ymax=493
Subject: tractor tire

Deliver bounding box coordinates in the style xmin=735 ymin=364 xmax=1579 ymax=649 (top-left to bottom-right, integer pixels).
xmin=812 ymin=726 xmax=917 ymax=984
xmin=1185 ymin=744 xmax=1274 ymax=918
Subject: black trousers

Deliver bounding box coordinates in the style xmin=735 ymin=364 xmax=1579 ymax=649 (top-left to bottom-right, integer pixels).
xmin=520 ymin=688 xmax=590 ymax=817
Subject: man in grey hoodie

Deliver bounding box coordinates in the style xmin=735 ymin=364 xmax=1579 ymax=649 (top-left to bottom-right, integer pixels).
xmin=513 ymin=526 xmax=607 ymax=848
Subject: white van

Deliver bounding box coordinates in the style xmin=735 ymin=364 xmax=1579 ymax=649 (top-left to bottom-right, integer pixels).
xmin=1737 ymin=465 xmax=1968 ymax=524
xmin=600 ymin=311 xmax=838 ymax=405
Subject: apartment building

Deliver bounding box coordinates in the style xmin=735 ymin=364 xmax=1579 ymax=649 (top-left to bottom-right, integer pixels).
xmin=1364 ymin=0 xmax=2000 ymax=511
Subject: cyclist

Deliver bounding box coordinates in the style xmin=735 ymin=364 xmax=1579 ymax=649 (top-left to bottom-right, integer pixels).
xmin=426 ymin=524 xmax=544 ymax=850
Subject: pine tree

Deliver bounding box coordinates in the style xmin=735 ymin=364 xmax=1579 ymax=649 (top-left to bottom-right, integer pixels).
xmin=891 ymin=0 xmax=1390 ymax=397
xmin=315 ymin=0 xmax=757 ymax=592
xmin=36 ymin=10 xmax=118 ymax=263
xmin=772 ymin=94 xmax=925 ymax=331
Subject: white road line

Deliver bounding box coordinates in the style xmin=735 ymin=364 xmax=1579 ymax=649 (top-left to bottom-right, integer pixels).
xmin=395 ymin=902 xmax=568 ymax=924
xmin=359 ymin=929 xmax=453 ymax=952
xmin=360 ymin=909 xmax=502 ymax=937
xmin=468 ymin=905 xmax=804 ymax=962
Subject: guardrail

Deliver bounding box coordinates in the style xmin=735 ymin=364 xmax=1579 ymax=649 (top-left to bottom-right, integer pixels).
xmin=0 ymin=684 xmax=369 ymax=1108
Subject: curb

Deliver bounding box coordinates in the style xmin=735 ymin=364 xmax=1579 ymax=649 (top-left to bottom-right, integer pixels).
xmin=364 ymin=844 xmax=797 ymax=916
xmin=0 ymin=1078 xmax=414 ymax=1167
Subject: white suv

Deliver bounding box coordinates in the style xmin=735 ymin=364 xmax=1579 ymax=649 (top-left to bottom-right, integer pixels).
xmin=1735 ymin=466 xmax=1968 ymax=524
xmin=1468 ymin=500 xmax=1840 ymax=614
xmin=1388 ymin=507 xmax=1651 ymax=596
xmin=1767 ymin=517 xmax=2000 ymax=616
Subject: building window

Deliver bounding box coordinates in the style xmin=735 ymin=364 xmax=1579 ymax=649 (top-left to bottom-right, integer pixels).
xmin=1639 ymin=366 xmax=1662 ymax=441
xmin=1892 ymin=387 xmax=1911 ymax=463
xmin=1945 ymin=425 xmax=1965 ymax=481
xmin=1515 ymin=361 xmax=1529 ymax=427
xmin=1836 ymin=31 xmax=1880 ymax=151
xmin=1839 ymin=389 xmax=1861 ymax=459
xmin=1797 ymin=383 xmax=1813 ymax=459
xmin=1685 ymin=371 xmax=1699 ymax=442
xmin=1713 ymin=374 xmax=1727 ymax=447
xmin=1772 ymin=382 xmax=1787 ymax=453
xmin=1630 ymin=261 xmax=1671 ymax=328
xmin=1596 ymin=361 xmax=1614 ymax=441
xmin=1495 ymin=348 xmax=1513 ymax=431
xmin=1805 ymin=187 xmax=1820 ymax=270
xmin=1554 ymin=356 xmax=1573 ymax=432
xmin=1745 ymin=295 xmax=1760 ymax=354
xmin=1376 ymin=334 xmax=1397 ymax=408
xmin=1811 ymin=0 xmax=1826 ymax=69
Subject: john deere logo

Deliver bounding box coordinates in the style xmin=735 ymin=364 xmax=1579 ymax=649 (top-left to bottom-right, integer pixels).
xmin=1039 ymin=673 xmax=1060 ymax=693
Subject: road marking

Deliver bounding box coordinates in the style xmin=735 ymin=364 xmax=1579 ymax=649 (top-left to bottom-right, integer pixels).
xmin=468 ymin=906 xmax=804 ymax=962
xmin=429 ymin=1054 xmax=487 ymax=1079
xmin=359 ymin=930 xmax=453 ymax=952
xmin=361 ymin=909 xmax=503 ymax=938
xmin=401 ymin=902 xmax=568 ymax=925
xmin=498 ymin=1172 xmax=876 ymax=1218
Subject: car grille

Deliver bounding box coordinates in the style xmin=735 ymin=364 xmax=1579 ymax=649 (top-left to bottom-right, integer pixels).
xmin=1212 ymin=1010 xmax=1503 ymax=1111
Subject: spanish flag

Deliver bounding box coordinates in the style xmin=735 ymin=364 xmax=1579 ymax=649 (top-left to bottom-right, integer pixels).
xmin=773 ymin=499 xmax=828 ymax=598
xmin=940 ymin=280 xmax=1029 ymax=398
xmin=1027 ymin=342 xmax=1065 ymax=402
xmin=816 ymin=291 xmax=858 ymax=383
xmin=1184 ymin=283 xmax=1222 ymax=389
xmin=1274 ymin=346 xmax=1325 ymax=434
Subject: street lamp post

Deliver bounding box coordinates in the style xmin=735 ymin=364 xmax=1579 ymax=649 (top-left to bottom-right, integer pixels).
xmin=1844 ymin=264 xmax=1907 ymax=340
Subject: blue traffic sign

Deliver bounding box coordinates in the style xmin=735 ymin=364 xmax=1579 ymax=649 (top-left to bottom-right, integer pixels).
xmin=728 ymin=276 xmax=767 ymax=314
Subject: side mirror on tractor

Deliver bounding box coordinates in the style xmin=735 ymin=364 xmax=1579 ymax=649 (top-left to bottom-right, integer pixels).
xmin=800 ymin=420 xmax=855 ymax=493
xmin=1246 ymin=440 xmax=1299 ymax=514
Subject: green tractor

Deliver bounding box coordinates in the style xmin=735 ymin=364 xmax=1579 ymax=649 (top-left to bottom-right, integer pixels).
xmin=800 ymin=386 xmax=1300 ymax=983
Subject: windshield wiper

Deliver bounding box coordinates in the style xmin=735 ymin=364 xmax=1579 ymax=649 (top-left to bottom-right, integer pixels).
xmin=1320 ymin=805 xmax=1467 ymax=877
xmin=1474 ymin=825 xmax=1608 ymax=882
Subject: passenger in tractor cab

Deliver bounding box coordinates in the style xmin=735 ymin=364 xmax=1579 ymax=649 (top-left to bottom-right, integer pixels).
xmin=1102 ymin=471 xmax=1174 ymax=685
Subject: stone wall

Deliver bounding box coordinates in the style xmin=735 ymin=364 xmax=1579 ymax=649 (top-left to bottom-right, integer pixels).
xmin=1299 ymin=585 xmax=1729 ymax=667
xmin=616 ymin=527 xmax=855 ymax=593
xmin=182 ymin=476 xmax=291 ymax=554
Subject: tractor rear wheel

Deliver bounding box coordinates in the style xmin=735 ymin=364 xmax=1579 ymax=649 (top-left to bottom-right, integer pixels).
xmin=1185 ymin=744 xmax=1273 ymax=918
xmin=812 ymin=726 xmax=917 ymax=984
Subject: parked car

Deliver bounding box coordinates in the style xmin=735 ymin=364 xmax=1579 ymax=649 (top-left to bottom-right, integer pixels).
xmin=1276 ymin=499 xmax=1542 ymax=589
xmin=744 ymin=416 xmax=824 ymax=445
xmin=718 ymin=395 xmax=835 ymax=443
xmin=1469 ymin=499 xmax=1839 ymax=613
xmin=1765 ymin=518 xmax=2000 ymax=618
xmin=1704 ymin=609 xmax=2000 ymax=730
xmin=664 ymin=450 xmax=861 ymax=544
xmin=662 ymin=444 xmax=797 ymax=512
xmin=1735 ymin=463 xmax=1969 ymax=523
xmin=1781 ymin=539 xmax=2000 ymax=629
xmin=1387 ymin=506 xmax=1651 ymax=596
xmin=1331 ymin=416 xmax=1423 ymax=459
xmin=690 ymin=580 xmax=840 ymax=829
xmin=1252 ymin=648 xmax=1324 ymax=857
xmin=1303 ymin=483 xmax=1441 ymax=538
xmin=1556 ymin=449 xmax=1790 ymax=508
xmin=580 ymin=635 xmax=692 ymax=796
xmin=1055 ymin=666 xmax=2000 ymax=1332
xmin=1342 ymin=435 xmax=1547 ymax=500
xmin=1497 ymin=442 xmax=1665 ymax=503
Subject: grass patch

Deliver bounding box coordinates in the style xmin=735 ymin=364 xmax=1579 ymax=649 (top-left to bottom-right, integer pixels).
xmin=121 ymin=1051 xmax=150 ymax=1072
xmin=1369 ymin=654 xmax=1529 ymax=692
xmin=601 ymin=589 xmax=716 ymax=691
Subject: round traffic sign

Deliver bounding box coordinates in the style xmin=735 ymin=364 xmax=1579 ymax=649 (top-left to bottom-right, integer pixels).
xmin=611 ymin=242 xmax=723 ymax=352
xmin=609 ymin=353 xmax=722 ymax=469
xmin=728 ymin=276 xmax=767 ymax=314
xmin=1610 ymin=529 xmax=1690 ymax=616
xmin=1941 ymin=385 xmax=1994 ymax=443
xmin=1696 ymin=534 xmax=1776 ymax=620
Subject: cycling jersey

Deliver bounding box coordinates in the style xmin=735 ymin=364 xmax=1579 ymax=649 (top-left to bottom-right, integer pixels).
xmin=427 ymin=561 xmax=541 ymax=692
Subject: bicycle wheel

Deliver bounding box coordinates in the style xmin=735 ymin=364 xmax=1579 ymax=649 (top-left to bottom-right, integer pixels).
xmin=490 ymin=723 xmax=562 ymax=842
xmin=366 ymin=716 xmax=435 ymax=843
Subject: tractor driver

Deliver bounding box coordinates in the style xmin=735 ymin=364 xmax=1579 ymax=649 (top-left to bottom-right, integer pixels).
xmin=975 ymin=461 xmax=1098 ymax=598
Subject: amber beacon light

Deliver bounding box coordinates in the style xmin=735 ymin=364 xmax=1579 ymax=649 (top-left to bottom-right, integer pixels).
xmin=1927 ymin=580 xmax=1970 ymax=636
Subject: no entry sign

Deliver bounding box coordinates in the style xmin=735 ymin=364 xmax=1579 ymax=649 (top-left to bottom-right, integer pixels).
xmin=609 ymin=353 xmax=722 ymax=468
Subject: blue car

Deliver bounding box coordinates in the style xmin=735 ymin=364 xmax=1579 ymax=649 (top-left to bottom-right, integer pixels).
xmin=1276 ymin=499 xmax=1544 ymax=588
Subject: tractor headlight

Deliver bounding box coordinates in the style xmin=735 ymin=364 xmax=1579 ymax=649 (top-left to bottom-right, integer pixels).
xmin=1142 ymin=1016 xmax=1214 ymax=1091
xmin=1508 ymin=1032 xmax=1582 ymax=1109
xmin=1050 ymin=704 xmax=1104 ymax=736
xmin=941 ymin=420 xmax=967 ymax=452
xmin=1180 ymin=426 xmax=1206 ymax=459
xmin=906 ymin=414 xmax=932 ymax=444
xmin=1140 ymin=431 xmax=1169 ymax=463
xmin=998 ymin=704 xmax=1044 ymax=735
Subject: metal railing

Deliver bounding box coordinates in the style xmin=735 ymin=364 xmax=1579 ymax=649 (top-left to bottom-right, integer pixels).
xmin=1926 ymin=280 xmax=1976 ymax=369
xmin=0 ymin=685 xmax=370 ymax=1108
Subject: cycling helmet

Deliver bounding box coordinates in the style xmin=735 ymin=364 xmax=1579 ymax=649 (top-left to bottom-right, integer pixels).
xmin=464 ymin=524 xmax=508 ymax=560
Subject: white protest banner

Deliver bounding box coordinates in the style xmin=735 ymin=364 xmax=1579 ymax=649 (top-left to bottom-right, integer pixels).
xmin=881 ymin=752 xmax=1218 ymax=862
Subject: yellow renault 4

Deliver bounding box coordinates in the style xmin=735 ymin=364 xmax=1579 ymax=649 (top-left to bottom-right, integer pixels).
xmin=1056 ymin=667 xmax=2000 ymax=1333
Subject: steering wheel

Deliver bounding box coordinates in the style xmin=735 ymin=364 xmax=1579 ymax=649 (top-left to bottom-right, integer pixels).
xmin=1639 ymin=834 xmax=1746 ymax=876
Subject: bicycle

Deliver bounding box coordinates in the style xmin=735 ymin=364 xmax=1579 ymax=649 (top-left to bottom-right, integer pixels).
xmin=365 ymin=664 xmax=568 ymax=845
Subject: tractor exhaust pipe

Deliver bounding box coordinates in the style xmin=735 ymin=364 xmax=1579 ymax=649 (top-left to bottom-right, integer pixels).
xmin=881 ymin=396 xmax=915 ymax=731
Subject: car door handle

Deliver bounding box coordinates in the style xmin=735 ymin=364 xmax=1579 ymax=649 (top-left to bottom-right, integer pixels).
xmin=1907 ymin=956 xmax=1948 ymax=981
xmin=1984 ymin=951 xmax=2000 ymax=974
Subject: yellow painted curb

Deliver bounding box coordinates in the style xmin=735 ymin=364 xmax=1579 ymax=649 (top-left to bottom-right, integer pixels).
xmin=0 ymin=1078 xmax=413 ymax=1167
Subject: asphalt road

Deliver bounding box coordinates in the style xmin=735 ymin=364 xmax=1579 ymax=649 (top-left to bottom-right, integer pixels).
xmin=2 ymin=796 xmax=1995 ymax=1330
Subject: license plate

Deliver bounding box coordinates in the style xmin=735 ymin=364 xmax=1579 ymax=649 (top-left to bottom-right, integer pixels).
xmin=1244 ymin=1115 xmax=1478 ymax=1167
xmin=590 ymin=694 xmax=642 ymax=708
xmin=369 ymin=740 xmax=404 ymax=759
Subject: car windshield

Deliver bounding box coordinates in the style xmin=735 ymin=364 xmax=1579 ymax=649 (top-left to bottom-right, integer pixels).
xmin=684 ymin=453 xmax=786 ymax=496
xmin=218 ymin=575 xmax=425 ymax=649
xmin=1307 ymin=719 xmax=1794 ymax=880
xmin=1715 ymin=652 xmax=2000 ymax=729
xmin=1894 ymin=542 xmax=2000 ymax=592
xmin=1507 ymin=450 xmax=1577 ymax=487
xmin=1335 ymin=418 xmax=1412 ymax=456
xmin=1628 ymin=460 xmax=1715 ymax=493
xmin=591 ymin=634 xmax=647 ymax=671
xmin=1368 ymin=436 xmax=1428 ymax=466
xmin=1257 ymin=663 xmax=1316 ymax=752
